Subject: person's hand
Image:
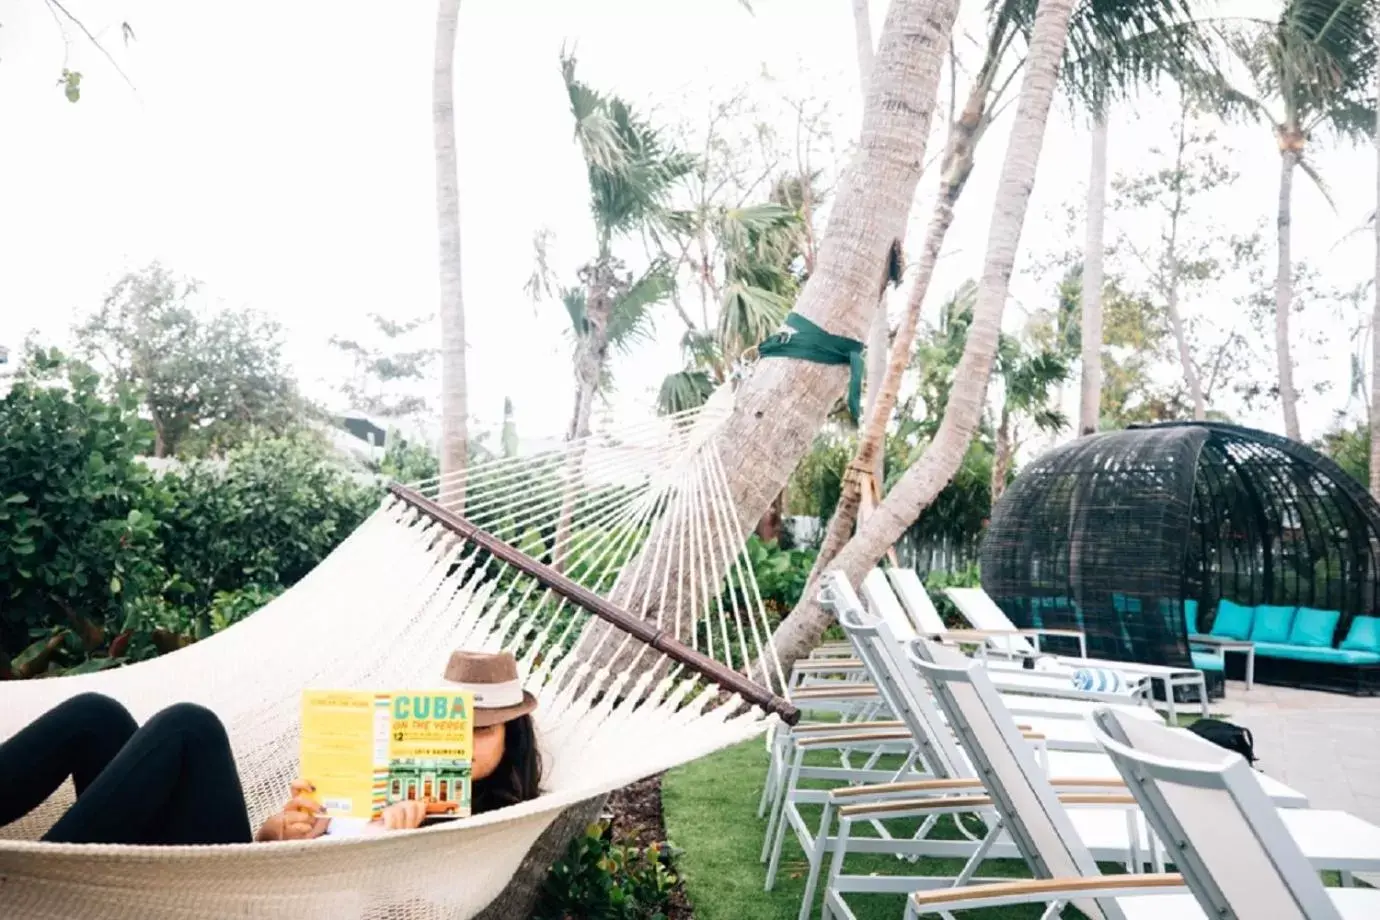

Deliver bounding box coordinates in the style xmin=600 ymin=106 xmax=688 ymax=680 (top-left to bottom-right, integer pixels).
xmin=379 ymin=800 xmax=427 ymax=831
xmin=255 ymin=778 xmax=330 ymax=842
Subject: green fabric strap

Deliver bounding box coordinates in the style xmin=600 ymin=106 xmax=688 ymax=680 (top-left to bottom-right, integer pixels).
xmin=756 ymin=313 xmax=865 ymax=420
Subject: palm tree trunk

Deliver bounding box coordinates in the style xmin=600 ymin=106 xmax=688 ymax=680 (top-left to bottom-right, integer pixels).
xmin=1163 ymin=101 xmax=1204 ymax=419
xmin=767 ymin=0 xmax=1077 ymax=671
xmin=571 ymin=0 xmax=961 ymax=682
xmin=1078 ymin=112 xmax=1108 ymax=436
xmin=434 ymin=0 xmax=468 ymax=504
xmin=805 ymin=66 xmax=998 ymax=584
xmin=1276 ymin=144 xmax=1301 ymax=441
xmin=1373 ymin=17 xmax=1380 ymax=501
xmin=852 ymin=0 xmax=889 ymax=492
xmin=991 ymin=408 xmax=1012 ymax=505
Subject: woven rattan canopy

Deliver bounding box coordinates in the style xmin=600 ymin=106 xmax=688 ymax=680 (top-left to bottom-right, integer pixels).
xmin=979 ymin=422 xmax=1380 ymax=667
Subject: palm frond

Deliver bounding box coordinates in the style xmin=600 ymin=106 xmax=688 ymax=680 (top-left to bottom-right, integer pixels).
xmin=606 ymin=262 xmax=674 ymax=355
xmin=561 ymin=288 xmax=587 ymax=336
xmin=1296 ymin=153 xmax=1338 ymax=211
xmin=717 ymin=282 xmax=792 ymax=357
xmin=656 ymin=370 xmax=716 ymax=415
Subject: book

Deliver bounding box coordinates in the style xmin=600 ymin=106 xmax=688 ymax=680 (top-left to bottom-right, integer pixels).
xmin=299 ymin=690 xmax=475 ymax=821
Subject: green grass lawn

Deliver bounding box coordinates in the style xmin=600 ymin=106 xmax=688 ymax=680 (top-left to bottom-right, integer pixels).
xmin=661 ymin=738 xmax=1049 ymax=920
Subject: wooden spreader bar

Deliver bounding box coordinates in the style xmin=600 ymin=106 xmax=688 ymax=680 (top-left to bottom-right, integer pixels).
xmin=388 ymin=484 xmax=800 ymax=725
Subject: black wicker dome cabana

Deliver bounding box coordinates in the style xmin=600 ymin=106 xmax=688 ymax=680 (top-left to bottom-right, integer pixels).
xmin=979 ymin=421 xmax=1380 ymax=694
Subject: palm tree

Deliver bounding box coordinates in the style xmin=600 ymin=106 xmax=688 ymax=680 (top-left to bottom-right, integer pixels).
xmin=558 ymin=53 xmax=694 ymax=441
xmin=768 ymin=0 xmax=1080 ymax=669
xmin=1191 ymin=0 xmax=1375 ymax=441
xmin=433 ymin=0 xmax=467 ymax=499
xmin=1373 ymin=0 xmax=1380 ymax=499
xmin=575 ymin=0 xmax=964 ymax=681
xmin=1080 ymin=112 xmax=1108 ymax=434
xmin=805 ymin=0 xmax=1210 ymax=579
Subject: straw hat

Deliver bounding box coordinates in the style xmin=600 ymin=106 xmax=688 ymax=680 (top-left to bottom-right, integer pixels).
xmin=442 ymin=650 xmax=538 ymax=727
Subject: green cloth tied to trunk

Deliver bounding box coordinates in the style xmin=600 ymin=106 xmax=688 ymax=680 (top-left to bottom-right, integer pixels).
xmin=756 ymin=313 xmax=865 ymax=420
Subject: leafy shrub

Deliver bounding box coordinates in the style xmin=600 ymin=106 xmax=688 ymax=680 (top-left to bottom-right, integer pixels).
xmin=536 ymin=821 xmax=681 ymax=920
xmin=0 ymin=349 xmax=170 ymax=675
xmin=159 ymin=435 xmax=379 ymax=630
xmin=924 ymin=563 xmax=982 ymax=628
xmin=742 ymin=534 xmax=816 ymax=617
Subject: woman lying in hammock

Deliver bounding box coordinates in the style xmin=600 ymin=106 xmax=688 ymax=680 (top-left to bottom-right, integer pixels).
xmin=0 ymin=649 xmax=542 ymax=845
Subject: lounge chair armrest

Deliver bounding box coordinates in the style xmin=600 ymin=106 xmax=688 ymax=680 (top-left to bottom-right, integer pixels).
xmin=790 ymin=719 xmax=905 ymax=735
xmin=828 ymin=777 xmax=989 ymax=803
xmin=791 ymin=684 xmax=879 ymax=701
xmin=838 ymin=791 xmax=1136 ymax=820
xmin=795 ymin=729 xmax=913 ymax=748
xmin=908 ymin=873 xmax=1184 ymax=914
xmin=792 ymin=658 xmax=865 ymax=672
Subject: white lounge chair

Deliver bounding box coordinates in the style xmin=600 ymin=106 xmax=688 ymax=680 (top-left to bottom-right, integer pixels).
xmin=941 ymin=582 xmax=1210 ymax=721
xmin=875 ymin=635 xmax=1380 ymax=920
xmin=796 ymin=574 xmax=1310 ymax=920
xmin=1087 ymin=706 xmax=1380 ymax=918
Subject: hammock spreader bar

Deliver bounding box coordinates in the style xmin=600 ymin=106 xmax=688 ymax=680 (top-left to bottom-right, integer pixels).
xmin=388 ymin=484 xmax=801 ymax=725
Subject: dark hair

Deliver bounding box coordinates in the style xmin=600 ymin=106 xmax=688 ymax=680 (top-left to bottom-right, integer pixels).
xmin=472 ymin=715 xmax=542 ymax=814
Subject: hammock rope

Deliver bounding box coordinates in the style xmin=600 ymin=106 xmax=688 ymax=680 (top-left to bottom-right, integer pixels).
xmin=0 ymin=387 xmax=789 ymax=920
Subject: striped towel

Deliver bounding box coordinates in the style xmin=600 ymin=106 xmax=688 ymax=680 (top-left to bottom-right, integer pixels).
xmin=1071 ymin=667 xmax=1127 ymax=694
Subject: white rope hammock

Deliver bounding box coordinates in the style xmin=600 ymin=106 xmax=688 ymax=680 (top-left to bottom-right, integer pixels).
xmin=0 ymin=387 xmax=791 ymax=919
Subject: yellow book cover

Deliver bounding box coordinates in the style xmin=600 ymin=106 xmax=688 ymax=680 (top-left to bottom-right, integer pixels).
xmin=300 ymin=690 xmax=474 ymax=821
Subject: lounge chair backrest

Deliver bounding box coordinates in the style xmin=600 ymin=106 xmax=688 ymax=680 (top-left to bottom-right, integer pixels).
xmin=1090 ymin=708 xmax=1341 ymax=920
xmin=908 ymin=637 xmax=1120 ymax=920
xmin=823 ymin=572 xmax=962 ymax=779
xmin=945 ymin=586 xmax=1037 ymax=656
xmin=861 ymin=568 xmax=918 ymax=640
xmin=885 ymin=568 xmax=947 ymax=635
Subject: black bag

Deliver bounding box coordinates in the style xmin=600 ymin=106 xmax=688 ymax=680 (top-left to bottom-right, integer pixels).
xmin=1186 ymin=718 xmax=1257 ymax=765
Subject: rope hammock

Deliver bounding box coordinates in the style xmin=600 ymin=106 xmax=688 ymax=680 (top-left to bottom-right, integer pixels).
xmin=0 ymin=386 xmax=795 ymax=919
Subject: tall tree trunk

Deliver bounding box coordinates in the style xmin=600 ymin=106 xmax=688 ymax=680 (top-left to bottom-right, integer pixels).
xmin=1372 ymin=23 xmax=1380 ymax=501
xmin=1163 ymin=111 xmax=1204 ymax=420
xmin=571 ymin=0 xmax=960 ymax=683
xmin=1078 ymin=113 xmax=1108 ymax=436
xmin=805 ymin=56 xmax=1002 ymax=584
xmin=471 ymin=795 xmax=607 ymax=920
xmin=434 ymin=0 xmax=468 ymax=504
xmin=767 ymin=0 xmax=1077 ymax=671
xmin=852 ymin=0 xmax=889 ymax=492
xmin=991 ymin=408 xmax=1012 ymax=506
xmin=1275 ymin=139 xmax=1301 ymax=441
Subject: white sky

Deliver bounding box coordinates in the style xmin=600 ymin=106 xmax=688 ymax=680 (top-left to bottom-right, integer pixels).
xmin=1 ymin=0 xmax=1374 ymax=447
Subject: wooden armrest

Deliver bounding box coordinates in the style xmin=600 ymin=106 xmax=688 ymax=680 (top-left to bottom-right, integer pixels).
xmin=792 ymin=684 xmax=878 ymax=700
xmin=1048 ymin=777 xmax=1126 ymax=790
xmin=791 ymin=720 xmax=904 ymax=734
xmin=840 ymin=791 xmax=1136 ymax=819
xmin=795 ymin=730 xmax=912 ymax=748
xmin=792 ymin=658 xmax=864 ymax=671
xmin=1023 ymin=627 xmax=1085 ymax=638
xmin=1021 ymin=731 xmax=1045 ymax=742
xmin=910 ymin=873 xmax=1183 ymax=910
xmin=830 ymin=778 xmax=988 ymax=800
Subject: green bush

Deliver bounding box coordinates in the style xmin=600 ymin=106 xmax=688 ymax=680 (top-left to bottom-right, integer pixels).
xmin=0 ymin=350 xmax=382 ymax=676
xmin=742 ymin=534 xmax=816 ymax=617
xmin=159 ymin=435 xmax=379 ymax=629
xmin=923 ymin=563 xmax=982 ymax=628
xmin=536 ymin=821 xmax=681 ymax=920
xmin=0 ymin=350 xmax=170 ymax=675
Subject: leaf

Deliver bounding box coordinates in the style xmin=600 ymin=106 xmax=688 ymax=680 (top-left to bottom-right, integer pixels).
xmin=110 ymin=575 xmax=122 ymax=594
xmin=5 ymin=493 xmax=29 ymax=504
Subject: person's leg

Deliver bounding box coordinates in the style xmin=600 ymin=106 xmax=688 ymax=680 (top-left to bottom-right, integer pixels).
xmin=0 ymin=693 xmax=137 ymax=829
xmin=43 ymin=702 xmax=253 ymax=845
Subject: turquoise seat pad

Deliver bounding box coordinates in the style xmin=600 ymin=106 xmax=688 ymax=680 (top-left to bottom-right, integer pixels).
xmin=1251 ymin=642 xmax=1380 ymax=665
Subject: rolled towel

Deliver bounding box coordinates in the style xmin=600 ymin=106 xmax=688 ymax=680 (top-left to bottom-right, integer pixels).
xmin=1072 ymin=666 xmax=1127 ymax=694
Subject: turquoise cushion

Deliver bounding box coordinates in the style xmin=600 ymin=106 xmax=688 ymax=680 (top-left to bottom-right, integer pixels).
xmin=1184 ymin=599 xmax=1199 ymax=634
xmin=1252 ymin=642 xmax=1380 ymax=665
xmin=1250 ymin=604 xmax=1297 ymax=644
xmin=1341 ymin=616 xmax=1380 ymax=655
xmin=1190 ymin=650 xmax=1224 ymax=673
xmin=1288 ymin=608 xmax=1341 ymax=648
xmin=1211 ymin=599 xmax=1253 ymax=640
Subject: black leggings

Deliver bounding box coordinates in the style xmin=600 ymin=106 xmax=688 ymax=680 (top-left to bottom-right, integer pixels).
xmin=0 ymin=692 xmax=253 ymax=845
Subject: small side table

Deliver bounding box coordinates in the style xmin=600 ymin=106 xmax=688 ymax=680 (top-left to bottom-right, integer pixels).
xmin=1190 ymin=634 xmax=1256 ymax=691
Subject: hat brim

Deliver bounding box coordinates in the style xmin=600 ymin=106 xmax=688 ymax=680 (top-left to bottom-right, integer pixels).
xmin=473 ymin=690 xmax=538 ymax=728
